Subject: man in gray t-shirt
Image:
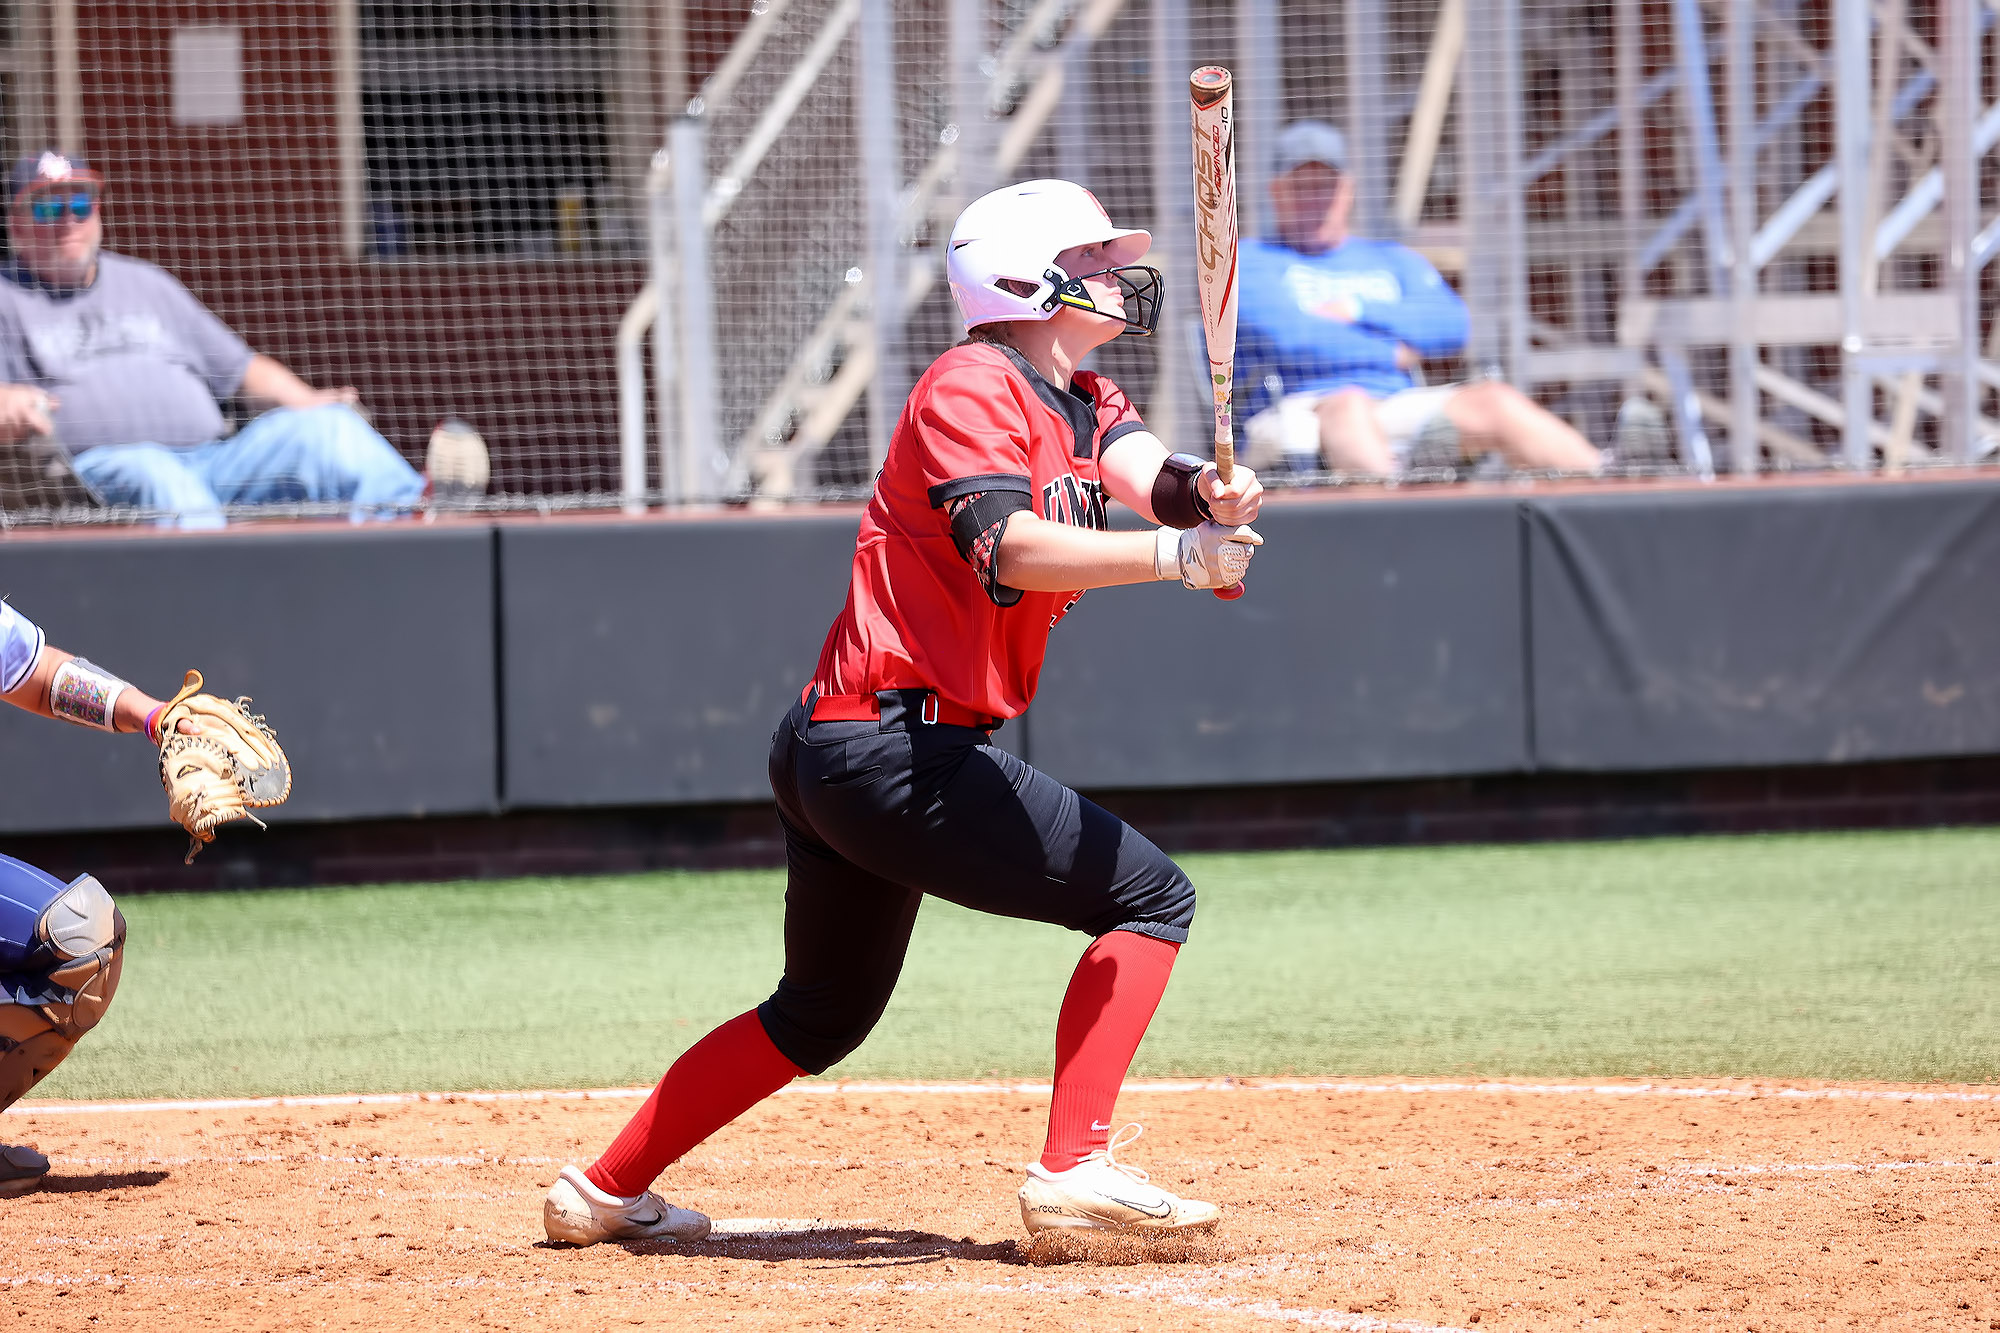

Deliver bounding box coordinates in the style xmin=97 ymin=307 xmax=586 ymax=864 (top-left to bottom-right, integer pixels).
xmin=0 ymin=152 xmax=468 ymax=526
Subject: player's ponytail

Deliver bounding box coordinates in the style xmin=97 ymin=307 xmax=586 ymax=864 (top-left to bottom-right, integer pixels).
xmin=960 ymin=322 xmax=1024 ymax=350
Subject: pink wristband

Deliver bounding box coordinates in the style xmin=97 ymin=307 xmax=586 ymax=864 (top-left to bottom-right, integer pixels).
xmin=144 ymin=703 xmax=165 ymax=744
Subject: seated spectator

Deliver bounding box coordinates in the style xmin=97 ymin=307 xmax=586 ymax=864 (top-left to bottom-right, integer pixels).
xmin=0 ymin=151 xmax=485 ymax=527
xmin=1237 ymin=122 xmax=1604 ymax=479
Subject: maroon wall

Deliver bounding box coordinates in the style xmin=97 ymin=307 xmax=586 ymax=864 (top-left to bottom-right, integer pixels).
xmin=71 ymin=3 xmax=739 ymax=495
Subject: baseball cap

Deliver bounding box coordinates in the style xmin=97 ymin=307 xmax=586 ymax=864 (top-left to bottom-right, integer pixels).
xmin=1273 ymin=121 xmax=1348 ymax=175
xmin=8 ymin=150 xmax=100 ymax=203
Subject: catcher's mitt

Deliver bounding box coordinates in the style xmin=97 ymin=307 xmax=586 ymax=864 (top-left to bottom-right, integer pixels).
xmin=156 ymin=670 xmax=292 ymax=863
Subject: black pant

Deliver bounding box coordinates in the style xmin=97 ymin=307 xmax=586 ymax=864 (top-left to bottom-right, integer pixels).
xmin=757 ymin=690 xmax=1195 ymax=1075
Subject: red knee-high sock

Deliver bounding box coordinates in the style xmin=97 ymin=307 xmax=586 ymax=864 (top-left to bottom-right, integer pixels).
xmin=587 ymin=1009 xmax=804 ymax=1198
xmin=1039 ymin=931 xmax=1181 ymax=1173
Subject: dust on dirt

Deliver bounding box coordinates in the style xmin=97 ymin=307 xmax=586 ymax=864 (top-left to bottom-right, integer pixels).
xmin=4 ymin=1080 xmax=1998 ymax=1331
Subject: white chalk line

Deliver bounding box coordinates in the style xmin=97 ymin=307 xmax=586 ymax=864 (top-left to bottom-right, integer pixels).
xmin=1676 ymin=1158 xmax=1997 ymax=1177
xmin=946 ymin=1264 xmax=1478 ymax=1333
xmin=707 ymin=1217 xmax=876 ymax=1235
xmin=1436 ymin=1157 xmax=2000 ymax=1215
xmin=46 ymin=1152 xmax=564 ymax=1168
xmin=11 ymin=1077 xmax=1996 ymax=1118
xmin=1171 ymin=1295 xmax=1470 ymax=1333
xmin=0 ymin=1265 xmax=1476 ymax=1333
xmin=48 ymin=1144 xmax=960 ymax=1160
xmin=41 ymin=1149 xmax=1996 ymax=1183
xmin=8 ymin=1086 xmax=656 ymax=1116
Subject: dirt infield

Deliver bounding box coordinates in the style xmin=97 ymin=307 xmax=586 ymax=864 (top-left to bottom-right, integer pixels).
xmin=4 ymin=1080 xmax=1997 ymax=1332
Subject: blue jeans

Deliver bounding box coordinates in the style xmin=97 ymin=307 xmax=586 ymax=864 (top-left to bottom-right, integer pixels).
xmin=70 ymin=405 xmax=425 ymax=529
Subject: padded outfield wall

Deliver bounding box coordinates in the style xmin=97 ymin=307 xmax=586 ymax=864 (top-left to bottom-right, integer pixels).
xmin=1 ymin=476 xmax=1996 ymax=838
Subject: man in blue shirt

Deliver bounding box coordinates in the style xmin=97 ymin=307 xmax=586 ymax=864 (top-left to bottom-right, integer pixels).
xmin=1237 ymin=122 xmax=1603 ymax=478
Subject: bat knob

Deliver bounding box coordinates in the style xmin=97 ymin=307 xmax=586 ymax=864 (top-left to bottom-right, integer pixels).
xmin=1213 ymin=581 xmax=1246 ymax=602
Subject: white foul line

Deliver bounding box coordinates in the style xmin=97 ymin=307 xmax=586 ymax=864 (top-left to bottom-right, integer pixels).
xmin=939 ymin=1265 xmax=1480 ymax=1333
xmin=8 ymin=1077 xmax=1996 ymax=1118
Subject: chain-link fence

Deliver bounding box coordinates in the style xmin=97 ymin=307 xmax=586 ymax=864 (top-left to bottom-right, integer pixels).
xmin=0 ymin=0 xmax=1994 ymax=525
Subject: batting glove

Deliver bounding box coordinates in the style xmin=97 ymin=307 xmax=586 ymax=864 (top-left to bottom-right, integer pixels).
xmin=1154 ymin=521 xmax=1262 ymax=590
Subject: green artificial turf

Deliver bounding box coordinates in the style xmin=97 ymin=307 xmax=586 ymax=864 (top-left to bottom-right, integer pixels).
xmin=35 ymin=827 xmax=2000 ymax=1100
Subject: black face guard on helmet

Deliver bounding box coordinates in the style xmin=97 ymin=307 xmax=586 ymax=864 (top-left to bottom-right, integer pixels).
xmin=1040 ymin=265 xmax=1164 ymax=336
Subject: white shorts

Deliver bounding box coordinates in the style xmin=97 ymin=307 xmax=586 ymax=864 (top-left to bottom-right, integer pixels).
xmin=1243 ymin=385 xmax=1460 ymax=473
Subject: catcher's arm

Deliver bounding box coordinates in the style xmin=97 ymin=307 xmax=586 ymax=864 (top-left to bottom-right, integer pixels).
xmin=1 ymin=640 xmax=196 ymax=741
xmin=1 ymin=633 xmax=290 ymax=862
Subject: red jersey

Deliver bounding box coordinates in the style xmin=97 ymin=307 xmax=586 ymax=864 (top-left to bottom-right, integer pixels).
xmin=810 ymin=340 xmax=1147 ymax=720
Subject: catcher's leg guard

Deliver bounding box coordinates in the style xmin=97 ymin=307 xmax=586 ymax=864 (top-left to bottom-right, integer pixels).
xmin=0 ymin=854 xmax=126 ymax=1114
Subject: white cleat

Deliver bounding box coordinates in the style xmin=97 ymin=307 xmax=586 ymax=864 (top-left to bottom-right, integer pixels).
xmin=1018 ymin=1124 xmax=1220 ymax=1235
xmin=424 ymin=417 xmax=490 ymax=504
xmin=542 ymin=1165 xmax=712 ymax=1247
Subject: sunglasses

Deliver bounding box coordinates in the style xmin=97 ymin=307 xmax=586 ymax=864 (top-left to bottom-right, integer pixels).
xmin=25 ymin=190 xmax=97 ymax=224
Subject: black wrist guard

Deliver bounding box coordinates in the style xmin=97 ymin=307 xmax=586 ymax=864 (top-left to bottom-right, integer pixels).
xmin=1151 ymin=452 xmax=1216 ymax=529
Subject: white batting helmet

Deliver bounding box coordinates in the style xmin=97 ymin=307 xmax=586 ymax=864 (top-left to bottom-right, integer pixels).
xmin=946 ymin=180 xmax=1159 ymax=333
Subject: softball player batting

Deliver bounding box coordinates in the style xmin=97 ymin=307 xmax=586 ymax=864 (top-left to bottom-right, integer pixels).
xmin=544 ymin=180 xmax=1263 ymax=1245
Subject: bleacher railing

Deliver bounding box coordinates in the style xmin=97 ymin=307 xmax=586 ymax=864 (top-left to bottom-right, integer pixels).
xmin=1 ymin=0 xmax=1994 ymax=527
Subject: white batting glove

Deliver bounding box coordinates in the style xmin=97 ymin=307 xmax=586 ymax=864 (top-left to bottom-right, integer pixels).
xmin=1154 ymin=521 xmax=1263 ymax=590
